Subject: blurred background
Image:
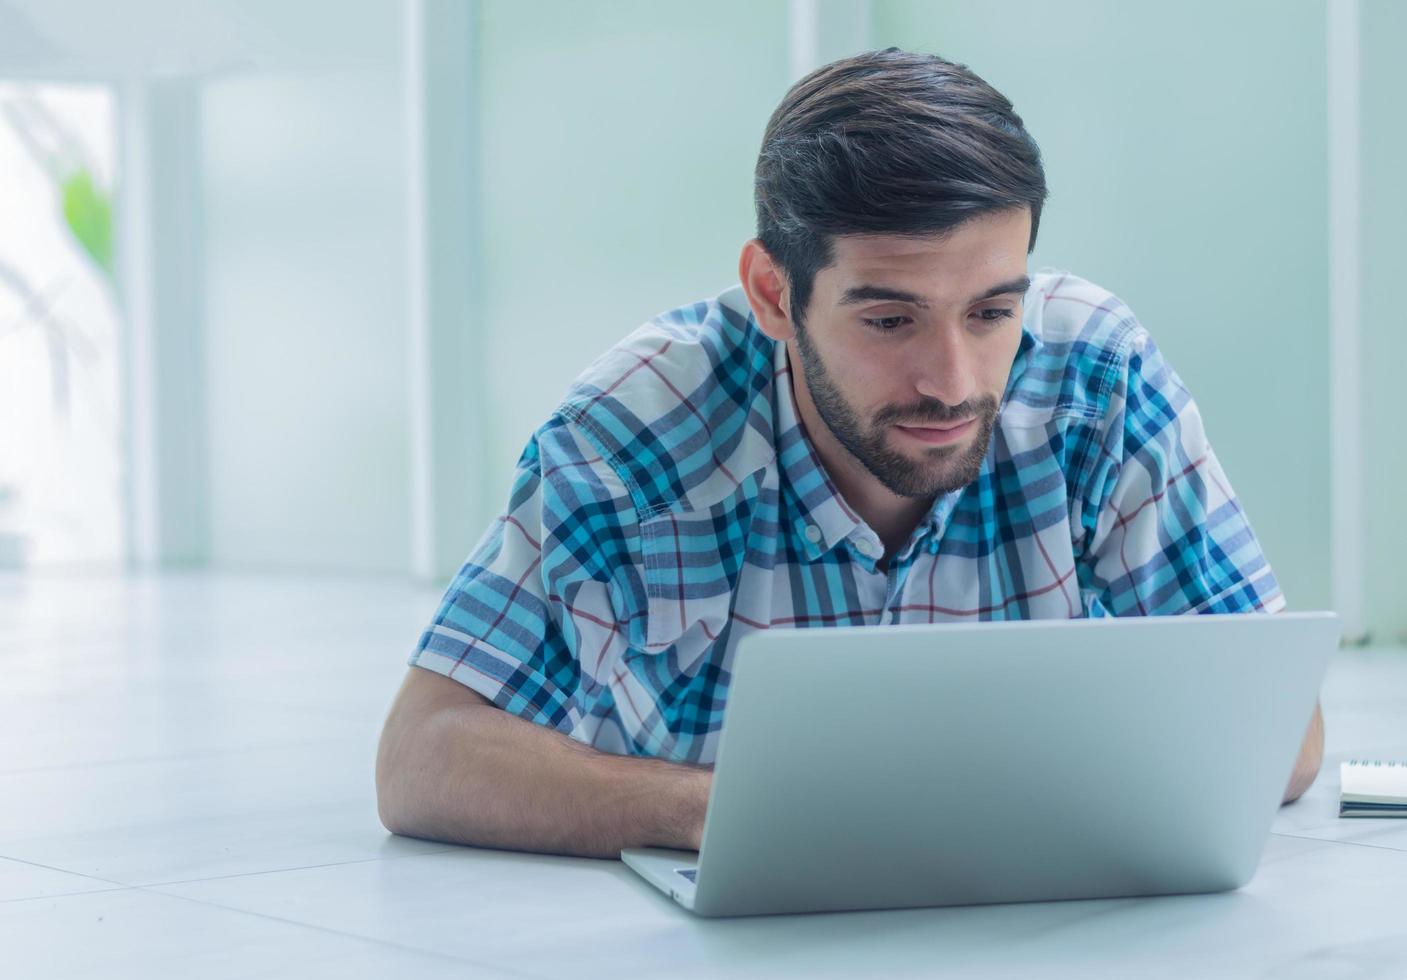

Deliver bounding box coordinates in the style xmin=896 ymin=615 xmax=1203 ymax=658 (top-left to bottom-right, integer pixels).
xmin=0 ymin=0 xmax=1401 ymax=642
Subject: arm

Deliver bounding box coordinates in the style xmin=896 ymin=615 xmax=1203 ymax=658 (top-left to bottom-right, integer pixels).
xmin=380 ymin=416 xmax=709 ymax=857
xmin=1281 ymin=699 xmax=1324 ymax=805
xmin=376 ymin=665 xmax=711 ymax=858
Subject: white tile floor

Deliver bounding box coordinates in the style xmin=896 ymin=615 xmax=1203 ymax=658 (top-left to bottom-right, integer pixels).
xmin=3 ymin=570 xmax=1406 ymax=978
xmin=0 ymin=571 xmax=488 ymax=977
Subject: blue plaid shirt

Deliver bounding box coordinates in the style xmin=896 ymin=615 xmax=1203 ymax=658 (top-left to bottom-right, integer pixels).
xmin=409 ymin=271 xmax=1286 ymax=763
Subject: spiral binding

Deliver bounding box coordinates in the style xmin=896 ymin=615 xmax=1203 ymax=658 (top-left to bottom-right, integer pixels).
xmin=1345 ymin=760 xmax=1405 ymax=767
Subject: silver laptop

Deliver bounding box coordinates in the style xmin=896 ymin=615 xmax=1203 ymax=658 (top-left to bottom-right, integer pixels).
xmin=621 ymin=611 xmax=1339 ymax=917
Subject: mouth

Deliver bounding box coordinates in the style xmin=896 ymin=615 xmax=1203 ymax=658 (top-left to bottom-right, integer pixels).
xmin=894 ymin=417 xmax=977 ymax=446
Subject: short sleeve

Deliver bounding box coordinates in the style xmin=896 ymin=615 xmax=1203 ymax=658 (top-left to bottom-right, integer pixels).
xmin=407 ymin=414 xmax=647 ymax=739
xmin=1075 ymin=330 xmax=1287 ymax=617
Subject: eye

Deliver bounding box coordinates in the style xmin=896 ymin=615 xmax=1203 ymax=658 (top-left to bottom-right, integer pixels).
xmin=861 ymin=315 xmax=911 ymax=333
xmin=975 ymin=307 xmax=1017 ymax=323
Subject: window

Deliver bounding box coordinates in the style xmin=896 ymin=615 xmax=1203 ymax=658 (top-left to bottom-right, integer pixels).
xmin=0 ymin=83 xmax=121 ymax=568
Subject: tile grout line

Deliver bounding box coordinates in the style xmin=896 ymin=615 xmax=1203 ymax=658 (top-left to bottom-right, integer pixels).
xmin=128 ymin=884 xmax=551 ymax=980
xmin=0 ymin=853 xmax=135 ymax=905
xmin=0 ymin=845 xmax=462 ymax=898
xmin=0 ymin=737 xmax=358 ymax=776
xmin=1270 ymin=831 xmax=1407 ymax=853
xmin=138 ymin=846 xmax=464 ymax=889
xmin=0 ymin=853 xmax=133 ymax=891
xmin=0 ymin=848 xmax=542 ymax=977
xmin=0 ymin=884 xmax=133 ymax=905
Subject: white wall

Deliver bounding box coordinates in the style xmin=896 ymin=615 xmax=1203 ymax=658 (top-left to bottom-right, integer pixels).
xmin=1361 ymin=0 xmax=1407 ymax=640
xmin=194 ymin=0 xmax=798 ymax=581
xmin=474 ymin=0 xmax=794 ymax=493
xmin=202 ymin=53 xmax=413 ymax=572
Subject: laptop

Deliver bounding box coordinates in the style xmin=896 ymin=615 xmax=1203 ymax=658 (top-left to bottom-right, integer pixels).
xmin=621 ymin=611 xmax=1339 ymax=917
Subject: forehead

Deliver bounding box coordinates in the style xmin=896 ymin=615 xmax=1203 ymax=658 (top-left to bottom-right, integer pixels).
xmin=821 ymin=209 xmax=1032 ymax=299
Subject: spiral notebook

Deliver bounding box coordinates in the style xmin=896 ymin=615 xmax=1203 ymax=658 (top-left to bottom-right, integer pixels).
xmin=1339 ymin=760 xmax=1407 ymax=817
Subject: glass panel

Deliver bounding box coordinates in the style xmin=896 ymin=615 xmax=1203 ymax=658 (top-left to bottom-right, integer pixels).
xmin=0 ymin=82 xmax=122 ymax=568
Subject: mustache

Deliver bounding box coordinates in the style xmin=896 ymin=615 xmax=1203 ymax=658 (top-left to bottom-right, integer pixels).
xmin=874 ymin=394 xmax=998 ymax=427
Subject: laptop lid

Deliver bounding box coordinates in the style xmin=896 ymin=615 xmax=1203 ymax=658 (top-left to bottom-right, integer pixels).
xmin=684 ymin=612 xmax=1338 ymax=917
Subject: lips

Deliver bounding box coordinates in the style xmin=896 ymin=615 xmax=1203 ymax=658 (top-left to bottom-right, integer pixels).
xmin=894 ymin=417 xmax=977 ymax=446
xmin=908 ymin=418 xmax=974 ymax=431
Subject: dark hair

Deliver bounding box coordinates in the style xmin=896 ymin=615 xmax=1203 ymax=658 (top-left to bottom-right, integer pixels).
xmin=754 ymin=48 xmax=1048 ymax=325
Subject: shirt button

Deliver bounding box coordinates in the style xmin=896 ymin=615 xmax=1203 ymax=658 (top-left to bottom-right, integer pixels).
xmin=855 ymin=537 xmax=876 ymax=558
xmin=805 ymin=525 xmax=823 ymax=544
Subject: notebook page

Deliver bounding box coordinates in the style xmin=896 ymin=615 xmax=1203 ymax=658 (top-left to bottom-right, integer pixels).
xmin=1340 ymin=760 xmax=1407 ymax=804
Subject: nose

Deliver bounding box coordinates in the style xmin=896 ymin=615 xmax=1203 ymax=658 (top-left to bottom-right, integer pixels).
xmin=912 ymin=325 xmax=977 ymax=409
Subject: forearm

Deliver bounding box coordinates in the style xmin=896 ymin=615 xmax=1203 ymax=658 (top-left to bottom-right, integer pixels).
xmin=377 ymin=701 xmax=712 ymax=859
xmin=1282 ymin=700 xmax=1324 ymax=805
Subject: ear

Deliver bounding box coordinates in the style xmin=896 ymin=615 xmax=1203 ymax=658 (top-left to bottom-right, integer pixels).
xmin=738 ymin=239 xmax=796 ymax=342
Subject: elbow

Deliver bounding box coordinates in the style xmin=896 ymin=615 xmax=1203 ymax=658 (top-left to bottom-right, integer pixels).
xmin=375 ymin=740 xmax=404 ymax=835
xmin=1281 ymin=761 xmax=1320 ymax=805
xmin=376 ymin=800 xmax=404 ymax=837
xmin=375 ymin=778 xmax=405 ymax=837
xmin=375 ymin=715 xmax=419 ymax=837
xmin=1281 ymin=702 xmax=1325 ymax=805
xmin=375 ymin=704 xmax=479 ymax=841
xmin=374 ymin=670 xmax=501 ymax=843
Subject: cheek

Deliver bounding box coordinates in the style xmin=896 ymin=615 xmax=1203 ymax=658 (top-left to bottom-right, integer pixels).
xmin=979 ymin=359 xmax=1012 ymax=394
xmin=834 ymin=343 xmax=906 ymax=412
xmin=982 ymin=327 xmax=1024 ymax=391
xmin=815 ymin=324 xmax=940 ymax=416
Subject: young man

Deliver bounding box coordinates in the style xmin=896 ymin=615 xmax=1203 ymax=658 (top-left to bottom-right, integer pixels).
xmin=376 ymin=49 xmax=1324 ymax=859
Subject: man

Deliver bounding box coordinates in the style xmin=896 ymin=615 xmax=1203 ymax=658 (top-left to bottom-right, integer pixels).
xmin=376 ymin=49 xmax=1324 ymax=859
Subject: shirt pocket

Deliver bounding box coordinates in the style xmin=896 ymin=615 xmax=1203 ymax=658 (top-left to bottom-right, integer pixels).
xmin=638 ymin=507 xmax=744 ymax=668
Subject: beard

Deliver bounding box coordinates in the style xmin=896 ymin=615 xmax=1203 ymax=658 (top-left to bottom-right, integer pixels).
xmin=791 ymin=324 xmax=999 ymax=499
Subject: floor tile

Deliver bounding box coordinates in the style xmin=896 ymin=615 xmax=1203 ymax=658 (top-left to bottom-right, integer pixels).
xmin=146 ymin=834 xmax=1407 ymax=980
xmin=0 ymin=740 xmax=449 ymax=886
xmin=0 ymin=886 xmax=530 ymax=980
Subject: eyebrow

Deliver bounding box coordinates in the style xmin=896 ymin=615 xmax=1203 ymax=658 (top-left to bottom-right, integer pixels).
xmin=838 ymin=275 xmax=1032 ymax=308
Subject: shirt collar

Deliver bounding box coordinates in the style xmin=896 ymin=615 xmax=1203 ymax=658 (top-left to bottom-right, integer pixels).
xmin=1002 ymin=318 xmax=1042 ymax=410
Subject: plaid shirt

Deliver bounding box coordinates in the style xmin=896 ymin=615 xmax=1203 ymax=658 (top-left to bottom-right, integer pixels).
xmin=408 ymin=272 xmax=1286 ymax=763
